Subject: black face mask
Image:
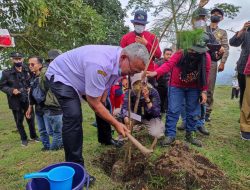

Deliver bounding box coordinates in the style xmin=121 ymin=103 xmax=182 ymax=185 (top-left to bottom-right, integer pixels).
xmin=211 ymin=15 xmax=221 ymax=23
xmin=14 ymin=62 xmax=23 ymax=67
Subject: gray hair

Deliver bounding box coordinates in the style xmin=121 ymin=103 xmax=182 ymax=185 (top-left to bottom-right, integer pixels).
xmin=123 ymin=43 xmax=149 ymax=65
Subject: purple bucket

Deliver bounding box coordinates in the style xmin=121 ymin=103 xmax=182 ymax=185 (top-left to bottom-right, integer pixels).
xmin=26 ymin=162 xmax=89 ymax=190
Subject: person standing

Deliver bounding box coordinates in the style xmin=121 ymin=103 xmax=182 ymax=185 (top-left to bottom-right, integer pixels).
xmin=205 ymin=8 xmax=229 ymax=122
xmin=231 ymin=73 xmax=240 ymax=99
xmin=26 ymin=56 xmax=51 ymax=151
xmin=155 ymin=48 xmax=172 ymax=113
xmin=0 ymin=52 xmax=39 ymax=146
xmin=229 ymin=21 xmax=250 ymax=108
xmin=46 ymin=43 xmax=149 ymax=183
xmin=147 ymin=41 xmax=211 ymax=147
xmin=120 ymin=10 xmax=161 ymax=72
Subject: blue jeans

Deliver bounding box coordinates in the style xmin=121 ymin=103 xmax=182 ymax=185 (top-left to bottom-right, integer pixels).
xmin=180 ymin=101 xmax=205 ymax=128
xmin=166 ymin=87 xmax=201 ymax=137
xmin=44 ymin=113 xmax=63 ymax=150
xmin=36 ymin=114 xmax=50 ymax=149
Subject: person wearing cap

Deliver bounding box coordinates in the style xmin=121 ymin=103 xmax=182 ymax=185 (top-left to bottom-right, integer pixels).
xmin=0 ymin=52 xmax=39 ymax=146
xmin=41 ymin=49 xmax=64 ymax=148
xmin=205 ymin=7 xmax=229 ymax=122
xmin=147 ymin=39 xmax=211 ymax=147
xmin=45 ymin=43 xmax=149 ymax=184
xmin=120 ymin=10 xmax=161 ymax=73
xmin=46 ymin=49 xmax=62 ymax=64
xmin=120 ymin=72 xmax=161 ymax=127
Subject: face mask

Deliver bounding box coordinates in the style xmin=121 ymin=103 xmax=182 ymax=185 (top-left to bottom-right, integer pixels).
xmin=210 ymin=15 xmax=221 ymax=23
xmin=14 ymin=62 xmax=23 ymax=67
xmin=134 ymin=25 xmax=145 ymax=34
xmin=194 ymin=20 xmax=207 ymax=29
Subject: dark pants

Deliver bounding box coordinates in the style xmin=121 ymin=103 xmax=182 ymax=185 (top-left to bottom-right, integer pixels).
xmin=50 ymin=81 xmax=84 ymax=166
xmin=95 ymin=98 xmax=112 ymax=144
xmin=12 ymin=104 xmax=37 ymax=141
xmin=231 ymin=88 xmax=240 ymax=99
xmin=156 ymin=85 xmax=168 ymax=113
xmin=238 ymin=73 xmax=246 ymax=108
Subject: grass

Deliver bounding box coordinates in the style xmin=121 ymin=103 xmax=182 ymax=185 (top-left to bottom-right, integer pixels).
xmin=0 ymin=86 xmax=249 ymax=190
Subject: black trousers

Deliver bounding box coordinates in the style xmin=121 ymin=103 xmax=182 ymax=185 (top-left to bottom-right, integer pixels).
xmin=12 ymin=103 xmax=37 ymax=141
xmin=231 ymin=88 xmax=240 ymax=99
xmin=50 ymin=81 xmax=84 ymax=166
xmin=156 ymin=85 xmax=168 ymax=113
xmin=238 ymin=73 xmax=246 ymax=108
xmin=95 ymin=98 xmax=112 ymax=144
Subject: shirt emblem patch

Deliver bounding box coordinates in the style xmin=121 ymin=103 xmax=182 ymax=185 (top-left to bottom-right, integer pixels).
xmin=97 ymin=70 xmax=107 ymax=77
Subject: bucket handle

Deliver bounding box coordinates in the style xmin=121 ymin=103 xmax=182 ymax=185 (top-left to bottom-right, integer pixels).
xmin=84 ymin=174 xmax=90 ymax=190
xmin=24 ymin=172 xmax=49 ymax=180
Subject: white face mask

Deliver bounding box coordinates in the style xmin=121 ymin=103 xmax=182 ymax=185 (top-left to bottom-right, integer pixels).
xmin=134 ymin=25 xmax=145 ymax=34
xmin=194 ymin=20 xmax=207 ymax=29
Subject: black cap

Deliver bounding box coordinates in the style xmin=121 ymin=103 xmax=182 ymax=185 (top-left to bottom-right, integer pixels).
xmin=211 ymin=8 xmax=224 ymax=17
xmin=47 ymin=49 xmax=62 ymax=60
xmin=131 ymin=10 xmax=149 ymax=25
xmin=10 ymin=52 xmax=24 ymax=58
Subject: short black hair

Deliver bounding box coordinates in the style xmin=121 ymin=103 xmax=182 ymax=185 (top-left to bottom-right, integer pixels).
xmin=28 ymin=56 xmax=44 ymax=64
xmin=163 ymin=48 xmax=172 ymax=54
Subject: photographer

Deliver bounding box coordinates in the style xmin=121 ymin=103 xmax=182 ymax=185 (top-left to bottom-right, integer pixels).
xmin=0 ymin=52 xmax=39 ymax=146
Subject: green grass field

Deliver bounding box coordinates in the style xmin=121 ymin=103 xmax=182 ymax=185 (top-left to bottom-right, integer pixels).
xmin=0 ymin=86 xmax=249 ymax=190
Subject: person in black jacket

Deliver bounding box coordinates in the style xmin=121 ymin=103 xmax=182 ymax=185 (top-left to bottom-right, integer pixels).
xmin=0 ymin=52 xmax=39 ymax=146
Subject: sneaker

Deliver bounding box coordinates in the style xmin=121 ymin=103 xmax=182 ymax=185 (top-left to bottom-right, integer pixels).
xmin=241 ymin=131 xmax=250 ymax=140
xmin=197 ymin=125 xmax=210 ymax=136
xmin=185 ymin=132 xmax=202 ymax=147
xmin=21 ymin=140 xmax=28 ymax=146
xmin=161 ymin=136 xmax=175 ymax=147
xmin=205 ymin=114 xmax=211 ymax=122
xmin=31 ymin=137 xmax=40 ymax=142
xmin=177 ymin=122 xmax=186 ymax=130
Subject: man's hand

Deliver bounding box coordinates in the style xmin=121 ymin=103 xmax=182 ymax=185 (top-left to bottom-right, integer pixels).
xmin=142 ymin=86 xmax=149 ymax=100
xmin=146 ymin=71 xmax=157 ymax=78
xmin=135 ymin=35 xmax=148 ymax=46
xmin=200 ymin=91 xmax=207 ymax=104
xmin=25 ymin=106 xmax=32 ymax=119
xmin=241 ymin=21 xmax=250 ymax=31
xmin=218 ymin=62 xmax=225 ymax=72
xmin=12 ymin=88 xmax=21 ymax=95
xmin=114 ymin=122 xmax=130 ymax=137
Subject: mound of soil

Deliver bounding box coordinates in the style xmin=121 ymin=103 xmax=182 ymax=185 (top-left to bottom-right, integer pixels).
xmin=98 ymin=141 xmax=231 ymax=190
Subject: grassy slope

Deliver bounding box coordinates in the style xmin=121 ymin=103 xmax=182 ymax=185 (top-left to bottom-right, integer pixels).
xmin=0 ymin=86 xmax=249 ymax=190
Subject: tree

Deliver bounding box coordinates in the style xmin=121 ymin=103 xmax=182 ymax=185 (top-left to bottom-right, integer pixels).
xmin=84 ymin=0 xmax=129 ymax=45
xmin=0 ymin=0 xmax=107 ymax=62
xmin=126 ymin=0 xmax=241 ymax=46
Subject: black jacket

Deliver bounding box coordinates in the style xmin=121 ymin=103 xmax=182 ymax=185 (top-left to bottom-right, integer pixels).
xmin=0 ymin=65 xmax=31 ymax=110
xmin=230 ymin=31 xmax=250 ymax=74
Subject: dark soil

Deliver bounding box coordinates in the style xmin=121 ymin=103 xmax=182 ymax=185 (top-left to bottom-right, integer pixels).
xmin=98 ymin=140 xmax=231 ymax=190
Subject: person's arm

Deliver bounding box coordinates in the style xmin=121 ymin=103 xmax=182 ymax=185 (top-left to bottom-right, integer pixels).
xmin=147 ymin=51 xmax=182 ymax=78
xmin=219 ymin=29 xmax=229 ymax=65
xmin=0 ymin=71 xmax=20 ymax=96
xmin=200 ymin=53 xmax=211 ymax=104
xmin=229 ymin=22 xmax=250 ymax=47
xmin=86 ymin=95 xmax=129 ymax=136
